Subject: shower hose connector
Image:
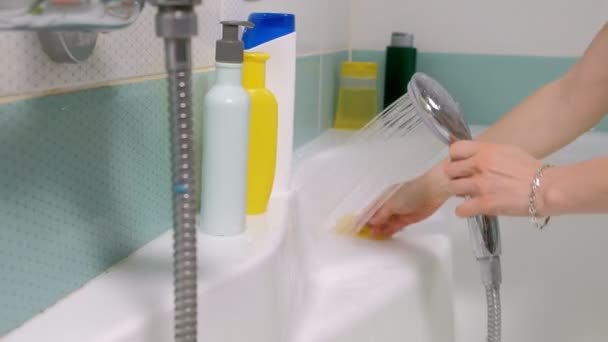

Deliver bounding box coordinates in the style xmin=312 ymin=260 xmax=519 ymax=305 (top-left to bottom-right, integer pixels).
xmin=468 ymin=214 xmax=502 ymax=342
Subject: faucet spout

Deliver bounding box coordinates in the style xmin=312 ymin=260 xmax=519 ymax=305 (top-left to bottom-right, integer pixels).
xmin=0 ymin=1 xmax=145 ymax=31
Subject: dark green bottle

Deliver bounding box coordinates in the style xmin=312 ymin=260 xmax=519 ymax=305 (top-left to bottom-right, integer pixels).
xmin=384 ymin=32 xmax=417 ymax=108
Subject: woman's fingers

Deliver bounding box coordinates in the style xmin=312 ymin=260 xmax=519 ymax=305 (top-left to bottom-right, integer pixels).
xmin=369 ymin=216 xmax=412 ymax=237
xmin=449 ymin=140 xmax=481 ymax=161
xmin=368 ymin=206 xmax=393 ymax=226
xmin=445 ymin=158 xmax=477 ymax=178
xmin=456 ymin=198 xmax=482 ymax=217
xmin=362 ymin=184 xmax=401 ymax=226
xmin=445 ymin=141 xmax=544 ymax=217
xmin=447 ymin=178 xmax=480 ymax=197
xmin=456 ymin=196 xmax=499 ymax=217
xmin=369 ymin=212 xmax=414 ymax=232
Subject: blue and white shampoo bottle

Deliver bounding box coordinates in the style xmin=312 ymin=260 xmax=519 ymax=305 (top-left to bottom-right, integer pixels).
xmin=200 ymin=21 xmax=253 ymax=236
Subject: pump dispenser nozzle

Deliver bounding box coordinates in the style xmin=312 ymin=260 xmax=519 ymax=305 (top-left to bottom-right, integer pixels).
xmin=217 ymin=20 xmax=254 ymax=63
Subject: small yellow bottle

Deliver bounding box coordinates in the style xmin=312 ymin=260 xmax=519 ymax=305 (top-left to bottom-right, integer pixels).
xmin=243 ymin=52 xmax=278 ymax=215
xmin=334 ymin=62 xmax=378 ymax=130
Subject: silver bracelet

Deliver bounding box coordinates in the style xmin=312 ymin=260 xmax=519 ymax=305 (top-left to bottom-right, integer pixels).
xmin=529 ymin=164 xmax=553 ymax=230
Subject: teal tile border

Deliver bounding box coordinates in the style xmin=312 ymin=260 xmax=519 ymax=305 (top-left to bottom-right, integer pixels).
xmin=416 ymin=52 xmax=576 ymax=127
xmin=293 ymin=51 xmax=350 ymax=148
xmin=320 ymin=51 xmax=350 ymax=131
xmin=351 ymin=50 xmax=386 ymax=113
xmin=350 ymin=50 xmax=608 ymax=131
xmin=294 ymin=54 xmax=322 ymax=149
xmin=0 ymin=79 xmax=175 ymax=336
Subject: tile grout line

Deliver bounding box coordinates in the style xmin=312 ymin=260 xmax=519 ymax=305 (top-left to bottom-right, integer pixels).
xmin=347 ymin=0 xmax=353 ymax=61
xmin=0 ymin=66 xmax=214 ymax=105
xmin=318 ymin=12 xmax=324 ymax=135
xmin=0 ymin=50 xmax=350 ymax=105
xmin=317 ymin=54 xmax=323 ymax=135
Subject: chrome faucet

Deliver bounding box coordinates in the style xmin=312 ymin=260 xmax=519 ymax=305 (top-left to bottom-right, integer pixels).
xmin=0 ymin=1 xmax=144 ymax=31
xmin=0 ymin=2 xmax=202 ymax=341
xmin=0 ymin=1 xmax=146 ymax=63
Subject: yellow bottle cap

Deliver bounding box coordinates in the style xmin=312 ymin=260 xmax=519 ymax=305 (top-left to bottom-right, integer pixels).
xmin=341 ymin=61 xmax=377 ymax=79
xmin=244 ymin=52 xmax=271 ymax=63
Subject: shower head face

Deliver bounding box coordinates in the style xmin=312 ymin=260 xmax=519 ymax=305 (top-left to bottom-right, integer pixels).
xmin=407 ymin=72 xmax=472 ymax=144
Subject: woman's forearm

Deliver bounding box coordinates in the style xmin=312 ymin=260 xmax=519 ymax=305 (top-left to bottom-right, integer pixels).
xmin=476 ymin=75 xmax=595 ymax=159
xmin=541 ymin=157 xmax=608 ymax=216
xmin=478 ymin=23 xmax=608 ymax=159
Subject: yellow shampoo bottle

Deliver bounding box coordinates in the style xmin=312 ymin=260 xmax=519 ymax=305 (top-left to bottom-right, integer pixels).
xmin=243 ymin=52 xmax=279 ymax=215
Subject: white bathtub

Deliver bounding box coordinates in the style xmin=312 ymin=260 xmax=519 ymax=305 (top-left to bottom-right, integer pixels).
xmin=447 ymin=127 xmax=608 ymax=342
xmin=4 ymin=126 xmax=608 ymax=341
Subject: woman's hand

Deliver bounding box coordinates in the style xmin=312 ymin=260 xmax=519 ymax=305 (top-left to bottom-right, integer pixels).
xmin=366 ymin=165 xmax=450 ymax=238
xmin=446 ymin=141 xmax=543 ymax=217
xmin=365 ymin=141 xmax=546 ymax=238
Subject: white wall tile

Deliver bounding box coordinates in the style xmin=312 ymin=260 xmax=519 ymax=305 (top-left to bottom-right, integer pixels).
xmin=220 ymin=0 xmax=259 ymax=21
xmin=0 ymin=1 xmax=221 ymax=97
xmin=289 ymin=0 xmax=323 ymax=54
xmin=350 ymin=0 xmax=606 ymax=56
xmin=321 ymin=0 xmax=350 ymax=52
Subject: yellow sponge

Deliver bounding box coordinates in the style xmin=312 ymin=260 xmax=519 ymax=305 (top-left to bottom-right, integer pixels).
xmin=335 ymin=215 xmax=390 ymax=241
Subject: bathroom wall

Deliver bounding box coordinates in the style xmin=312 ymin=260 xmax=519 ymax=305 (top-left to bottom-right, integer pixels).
xmin=5 ymin=0 xmax=603 ymax=336
xmin=0 ymin=0 xmax=348 ymax=336
xmin=233 ymin=0 xmax=350 ymax=147
xmin=348 ymin=0 xmax=608 ymax=129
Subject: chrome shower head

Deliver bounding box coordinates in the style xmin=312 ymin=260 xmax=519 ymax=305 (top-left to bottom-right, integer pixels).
xmin=407 ymin=72 xmax=502 ymax=261
xmin=407 ymin=72 xmax=472 ymax=144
